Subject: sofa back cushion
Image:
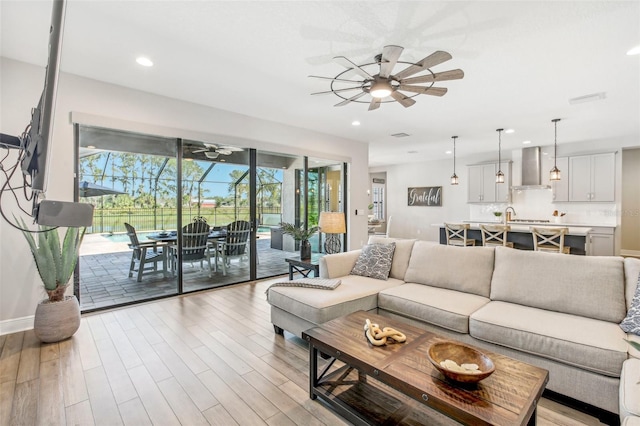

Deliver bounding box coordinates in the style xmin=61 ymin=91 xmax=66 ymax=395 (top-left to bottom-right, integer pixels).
xmin=367 ymin=236 xmax=416 ymax=280
xmin=491 ymin=246 xmax=626 ymax=322
xmin=404 ymin=241 xmax=495 ymax=297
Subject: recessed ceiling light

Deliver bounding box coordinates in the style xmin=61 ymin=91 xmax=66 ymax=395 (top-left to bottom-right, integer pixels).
xmin=445 ymin=150 xmax=452 ymax=154
xmin=522 ymin=140 xmax=531 ymax=144
xmin=627 ymin=45 xmax=640 ymax=55
xmin=392 ymin=133 xmax=410 ymax=138
xmin=86 ymin=145 xmax=96 ymax=149
xmin=542 ymin=152 xmax=549 ymax=156
xmin=407 ymin=150 xmax=418 ymax=154
xmin=136 ymin=57 xmax=153 ymax=67
xmin=351 ymin=120 xmax=360 ymax=126
xmin=505 ymin=129 xmax=515 ymax=134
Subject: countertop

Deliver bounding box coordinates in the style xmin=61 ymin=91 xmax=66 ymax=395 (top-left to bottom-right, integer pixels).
xmin=434 ymin=222 xmax=593 ymax=236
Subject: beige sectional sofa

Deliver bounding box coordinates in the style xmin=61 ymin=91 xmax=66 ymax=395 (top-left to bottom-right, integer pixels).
xmin=267 ymin=237 xmax=640 ymax=419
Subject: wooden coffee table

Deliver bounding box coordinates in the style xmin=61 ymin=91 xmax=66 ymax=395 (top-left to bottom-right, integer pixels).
xmin=302 ymin=311 xmax=548 ymax=426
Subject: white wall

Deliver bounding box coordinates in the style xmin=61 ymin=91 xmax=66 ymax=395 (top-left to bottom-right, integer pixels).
xmin=374 ymin=135 xmax=639 ymax=246
xmin=0 ymin=58 xmax=369 ymax=333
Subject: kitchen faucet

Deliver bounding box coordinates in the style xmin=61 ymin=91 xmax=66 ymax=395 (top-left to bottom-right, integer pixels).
xmin=504 ymin=206 xmax=516 ymax=224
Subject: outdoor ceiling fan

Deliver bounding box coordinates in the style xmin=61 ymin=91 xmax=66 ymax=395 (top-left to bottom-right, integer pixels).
xmin=192 ymin=143 xmax=243 ymax=159
xmin=310 ymin=45 xmax=464 ymax=110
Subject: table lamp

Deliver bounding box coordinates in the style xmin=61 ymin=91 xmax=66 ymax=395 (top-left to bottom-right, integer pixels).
xmin=319 ymin=211 xmax=346 ymax=254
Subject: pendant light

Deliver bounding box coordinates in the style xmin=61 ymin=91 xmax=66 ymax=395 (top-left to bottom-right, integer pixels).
xmin=550 ymin=118 xmax=561 ymax=181
xmin=450 ymin=136 xmax=459 ymax=185
xmin=496 ymin=128 xmax=505 ymax=183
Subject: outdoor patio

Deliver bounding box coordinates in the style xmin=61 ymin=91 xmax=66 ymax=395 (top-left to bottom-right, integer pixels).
xmin=79 ymin=232 xmax=300 ymax=310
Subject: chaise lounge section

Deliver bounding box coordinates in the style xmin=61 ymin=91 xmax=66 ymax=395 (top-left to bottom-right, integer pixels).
xmin=266 ymin=236 xmax=640 ymax=420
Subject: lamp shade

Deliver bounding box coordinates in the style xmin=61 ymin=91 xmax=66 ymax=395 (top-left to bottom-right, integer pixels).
xmin=319 ymin=212 xmax=346 ymax=234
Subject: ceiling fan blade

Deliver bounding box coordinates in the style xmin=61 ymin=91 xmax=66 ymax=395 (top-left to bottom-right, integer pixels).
xmin=401 ymin=69 xmax=464 ymax=85
xmin=217 ymin=149 xmax=232 ymax=155
xmin=334 ymin=56 xmax=373 ymax=80
xmin=334 ymin=91 xmax=368 ymax=107
xmin=390 ymin=91 xmax=416 ymax=108
xmin=379 ymin=45 xmax=404 ymax=78
xmin=368 ymin=98 xmax=381 ymax=111
xmin=192 ymin=148 xmax=208 ymax=153
xmin=218 ymin=145 xmax=243 ymax=152
xmin=394 ymin=51 xmax=453 ymax=80
xmin=311 ymin=86 xmax=363 ymax=95
xmin=309 ymin=75 xmax=363 ymax=84
xmin=397 ymin=85 xmax=448 ymax=96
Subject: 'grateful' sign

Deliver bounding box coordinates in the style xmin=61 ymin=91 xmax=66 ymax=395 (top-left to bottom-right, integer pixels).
xmin=408 ymin=187 xmax=442 ymax=206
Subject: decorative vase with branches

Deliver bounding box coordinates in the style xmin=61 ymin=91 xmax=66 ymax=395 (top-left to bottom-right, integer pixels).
xmin=280 ymin=222 xmax=318 ymax=259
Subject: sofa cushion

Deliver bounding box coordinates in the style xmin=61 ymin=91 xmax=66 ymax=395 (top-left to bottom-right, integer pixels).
xmin=621 ymin=273 xmax=640 ymax=335
xmin=470 ymin=301 xmax=628 ymax=377
xmin=490 ymin=246 xmax=626 ymax=322
xmin=620 ymin=358 xmax=640 ymax=421
xmin=378 ymin=283 xmax=490 ymax=334
xmin=267 ymin=275 xmax=403 ymax=325
xmin=404 ymin=241 xmax=495 ymax=298
xmin=350 ymin=243 xmax=395 ymax=280
xmin=367 ymin=236 xmax=416 ymax=280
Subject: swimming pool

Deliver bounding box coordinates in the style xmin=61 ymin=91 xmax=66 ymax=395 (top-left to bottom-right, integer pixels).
xmin=101 ymin=231 xmax=158 ymax=243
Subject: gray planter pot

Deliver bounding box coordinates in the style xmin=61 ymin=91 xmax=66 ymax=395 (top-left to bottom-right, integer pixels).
xmin=34 ymin=295 xmax=81 ymax=343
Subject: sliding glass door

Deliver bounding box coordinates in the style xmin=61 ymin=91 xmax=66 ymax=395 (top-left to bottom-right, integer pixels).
xmin=76 ymin=125 xmax=348 ymax=311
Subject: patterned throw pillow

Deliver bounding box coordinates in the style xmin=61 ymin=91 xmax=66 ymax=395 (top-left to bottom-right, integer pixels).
xmin=620 ymin=273 xmax=640 ymax=335
xmin=350 ymin=243 xmax=396 ymax=280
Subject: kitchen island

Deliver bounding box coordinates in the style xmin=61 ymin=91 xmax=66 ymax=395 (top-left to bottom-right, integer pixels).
xmin=438 ymin=222 xmax=592 ymax=255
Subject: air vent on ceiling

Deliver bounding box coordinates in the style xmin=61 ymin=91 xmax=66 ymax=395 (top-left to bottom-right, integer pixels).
xmin=569 ymin=92 xmax=606 ymax=105
xmin=391 ymin=133 xmax=410 ymax=138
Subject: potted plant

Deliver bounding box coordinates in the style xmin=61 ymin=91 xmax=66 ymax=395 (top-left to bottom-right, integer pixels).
xmin=280 ymin=222 xmax=318 ymax=259
xmin=20 ymin=220 xmax=85 ymax=342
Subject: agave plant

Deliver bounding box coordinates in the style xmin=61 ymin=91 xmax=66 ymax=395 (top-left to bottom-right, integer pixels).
xmin=279 ymin=222 xmax=318 ymax=241
xmin=20 ymin=220 xmax=85 ymax=302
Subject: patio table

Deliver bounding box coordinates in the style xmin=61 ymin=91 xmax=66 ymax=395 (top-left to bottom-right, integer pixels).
xmin=147 ymin=231 xmax=227 ymax=274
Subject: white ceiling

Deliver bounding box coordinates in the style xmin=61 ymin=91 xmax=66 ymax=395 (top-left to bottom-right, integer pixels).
xmin=1 ymin=1 xmax=639 ymax=167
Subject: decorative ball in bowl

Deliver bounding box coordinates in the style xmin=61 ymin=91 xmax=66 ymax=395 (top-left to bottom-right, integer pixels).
xmin=427 ymin=341 xmax=495 ymax=384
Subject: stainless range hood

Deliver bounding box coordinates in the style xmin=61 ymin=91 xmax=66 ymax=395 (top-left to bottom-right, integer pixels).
xmin=512 ymin=146 xmax=551 ymax=190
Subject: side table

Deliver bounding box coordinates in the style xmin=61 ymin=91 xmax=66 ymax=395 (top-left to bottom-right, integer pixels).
xmin=285 ymin=253 xmax=323 ymax=280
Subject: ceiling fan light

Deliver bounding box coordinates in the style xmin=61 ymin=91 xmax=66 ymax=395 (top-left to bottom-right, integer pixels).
xmin=370 ymin=81 xmax=392 ymax=98
xmin=549 ymin=166 xmax=561 ymax=181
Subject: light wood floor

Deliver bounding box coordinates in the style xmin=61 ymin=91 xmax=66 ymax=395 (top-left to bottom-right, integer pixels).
xmin=0 ymin=279 xmax=607 ymax=426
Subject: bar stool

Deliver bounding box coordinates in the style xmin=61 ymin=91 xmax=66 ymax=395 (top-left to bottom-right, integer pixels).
xmin=444 ymin=223 xmax=475 ymax=247
xmin=531 ymin=227 xmax=570 ymax=254
xmin=480 ymin=224 xmax=514 ymax=247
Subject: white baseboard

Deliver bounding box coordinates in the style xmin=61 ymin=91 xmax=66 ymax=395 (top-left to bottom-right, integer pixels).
xmin=0 ymin=315 xmax=34 ymax=336
xmin=621 ymin=249 xmax=640 ymax=258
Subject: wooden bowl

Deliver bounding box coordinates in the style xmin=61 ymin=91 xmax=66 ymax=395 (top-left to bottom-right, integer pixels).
xmin=427 ymin=341 xmax=495 ymax=384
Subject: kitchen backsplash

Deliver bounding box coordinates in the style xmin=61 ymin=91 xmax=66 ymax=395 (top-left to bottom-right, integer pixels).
xmin=469 ymin=188 xmax=617 ymax=226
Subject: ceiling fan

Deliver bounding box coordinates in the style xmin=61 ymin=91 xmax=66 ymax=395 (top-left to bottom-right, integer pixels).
xmin=310 ymin=45 xmax=464 ymax=111
xmin=191 ymin=143 xmax=243 ymax=159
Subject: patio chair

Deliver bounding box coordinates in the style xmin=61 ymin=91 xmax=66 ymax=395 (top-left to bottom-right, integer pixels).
xmin=178 ymin=219 xmax=213 ymax=277
xmin=124 ymin=222 xmax=167 ymax=282
xmin=215 ymin=220 xmax=251 ymax=275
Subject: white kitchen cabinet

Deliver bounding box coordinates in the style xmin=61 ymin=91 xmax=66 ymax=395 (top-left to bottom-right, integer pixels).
xmin=587 ymin=227 xmax=615 ymax=256
xmin=467 ymin=162 xmax=511 ymax=203
xmin=569 ymin=153 xmax=615 ymax=202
